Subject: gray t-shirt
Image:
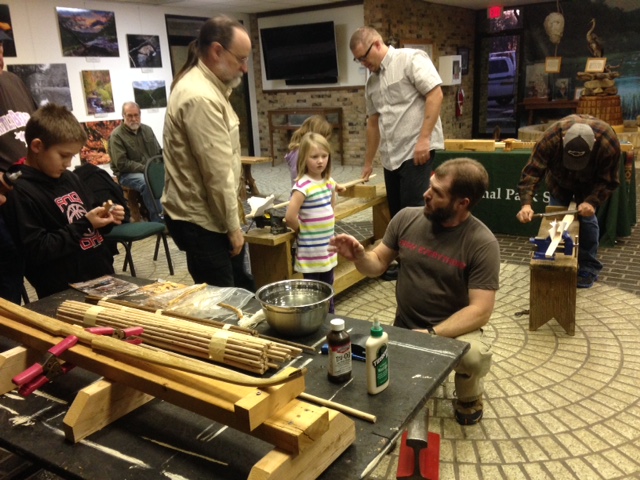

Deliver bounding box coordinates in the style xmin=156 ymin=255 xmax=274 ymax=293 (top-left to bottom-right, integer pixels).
xmin=382 ymin=207 xmax=500 ymax=329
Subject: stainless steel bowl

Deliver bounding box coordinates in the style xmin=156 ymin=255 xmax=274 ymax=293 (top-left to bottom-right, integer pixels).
xmin=255 ymin=279 xmax=334 ymax=337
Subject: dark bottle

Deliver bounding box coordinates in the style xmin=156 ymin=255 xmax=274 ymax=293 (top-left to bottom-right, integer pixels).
xmin=327 ymin=318 xmax=352 ymax=383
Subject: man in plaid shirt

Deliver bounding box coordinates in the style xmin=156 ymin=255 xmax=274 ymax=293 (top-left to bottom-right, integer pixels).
xmin=516 ymin=114 xmax=620 ymax=288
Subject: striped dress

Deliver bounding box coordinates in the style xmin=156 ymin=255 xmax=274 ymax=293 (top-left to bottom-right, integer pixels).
xmin=292 ymin=175 xmax=338 ymax=273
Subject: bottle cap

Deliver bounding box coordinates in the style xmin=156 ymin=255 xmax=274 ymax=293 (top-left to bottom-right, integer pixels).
xmin=330 ymin=318 xmax=345 ymax=331
xmin=370 ymin=319 xmax=383 ymax=337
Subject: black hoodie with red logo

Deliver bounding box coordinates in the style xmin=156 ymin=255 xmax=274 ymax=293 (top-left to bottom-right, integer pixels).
xmin=2 ymin=164 xmax=115 ymax=299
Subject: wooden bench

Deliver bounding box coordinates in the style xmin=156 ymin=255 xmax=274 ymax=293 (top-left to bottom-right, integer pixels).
xmin=529 ymin=207 xmax=579 ymax=336
xmin=244 ymin=184 xmax=389 ymax=294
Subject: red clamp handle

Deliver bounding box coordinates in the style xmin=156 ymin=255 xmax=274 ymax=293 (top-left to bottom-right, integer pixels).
xmin=12 ymin=335 xmax=78 ymax=387
xmin=85 ymin=326 xmax=115 ymax=336
xmin=18 ymin=363 xmax=76 ymax=397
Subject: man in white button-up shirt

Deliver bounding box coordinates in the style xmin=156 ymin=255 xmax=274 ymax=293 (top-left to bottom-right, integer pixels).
xmin=350 ymin=26 xmax=444 ymax=280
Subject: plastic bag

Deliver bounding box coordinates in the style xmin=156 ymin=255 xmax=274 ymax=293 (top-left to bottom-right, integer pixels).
xmin=144 ymin=284 xmax=255 ymax=322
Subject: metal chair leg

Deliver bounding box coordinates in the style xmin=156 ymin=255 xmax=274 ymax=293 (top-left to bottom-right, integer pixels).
xmin=160 ymin=233 xmax=174 ymax=275
xmin=121 ymin=241 xmax=136 ymax=277
xmin=153 ymin=234 xmax=161 ymax=261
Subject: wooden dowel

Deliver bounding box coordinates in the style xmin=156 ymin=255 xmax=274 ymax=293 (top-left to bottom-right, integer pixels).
xmin=298 ymin=392 xmax=377 ymax=424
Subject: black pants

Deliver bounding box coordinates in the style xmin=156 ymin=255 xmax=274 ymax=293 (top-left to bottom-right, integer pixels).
xmin=165 ymin=216 xmax=255 ymax=292
xmin=0 ymin=216 xmax=24 ymax=304
xmin=383 ymin=152 xmax=435 ymax=218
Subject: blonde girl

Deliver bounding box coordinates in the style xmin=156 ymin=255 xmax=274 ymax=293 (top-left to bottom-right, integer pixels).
xmin=284 ymin=115 xmax=333 ymax=184
xmin=285 ymin=132 xmax=338 ymax=312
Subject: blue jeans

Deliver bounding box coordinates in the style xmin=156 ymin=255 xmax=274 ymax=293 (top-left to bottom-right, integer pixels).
xmin=0 ymin=216 xmax=24 ymax=304
xmin=383 ymin=152 xmax=434 ymax=218
xmin=550 ymin=196 xmax=602 ymax=275
xmin=119 ymin=173 xmax=163 ymax=223
xmin=165 ymin=216 xmax=255 ymax=292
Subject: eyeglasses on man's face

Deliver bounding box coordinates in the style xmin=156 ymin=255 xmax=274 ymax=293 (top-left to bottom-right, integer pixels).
xmin=353 ymin=42 xmax=375 ymax=63
xmin=222 ymin=45 xmax=249 ymax=65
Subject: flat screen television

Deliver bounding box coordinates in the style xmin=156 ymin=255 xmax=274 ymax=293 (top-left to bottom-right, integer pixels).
xmin=260 ymin=21 xmax=339 ymax=86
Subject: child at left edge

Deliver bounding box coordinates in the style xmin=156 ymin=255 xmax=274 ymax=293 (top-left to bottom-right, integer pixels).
xmin=285 ymin=132 xmax=340 ymax=313
xmin=2 ymin=104 xmax=126 ymax=299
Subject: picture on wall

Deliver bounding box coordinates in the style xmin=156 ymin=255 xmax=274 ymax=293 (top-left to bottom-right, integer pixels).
xmin=7 ymin=64 xmax=72 ymax=109
xmin=0 ymin=4 xmax=16 ymax=56
xmin=132 ymin=80 xmax=167 ymax=109
xmin=56 ymin=7 xmax=119 ymax=57
xmin=127 ymin=34 xmax=162 ymax=68
xmin=553 ymin=77 xmax=571 ymax=100
xmin=401 ymin=39 xmax=436 ymax=60
xmin=457 ymin=47 xmax=469 ymax=75
xmin=80 ymin=119 xmax=121 ymax=165
xmin=81 ymin=70 xmax=114 ymax=115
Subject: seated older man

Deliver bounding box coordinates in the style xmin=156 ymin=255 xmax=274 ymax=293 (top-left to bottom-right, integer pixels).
xmin=108 ymin=101 xmax=163 ymax=222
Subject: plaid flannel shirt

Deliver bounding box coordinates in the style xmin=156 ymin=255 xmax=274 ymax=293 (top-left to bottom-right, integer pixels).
xmin=517 ymin=114 xmax=621 ymax=208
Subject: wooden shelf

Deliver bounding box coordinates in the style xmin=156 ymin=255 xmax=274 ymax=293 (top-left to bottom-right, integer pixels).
xmin=268 ymin=108 xmax=343 ymax=165
xmin=519 ymin=99 xmax=578 ymax=125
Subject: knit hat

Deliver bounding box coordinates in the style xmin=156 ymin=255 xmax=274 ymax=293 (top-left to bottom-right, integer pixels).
xmin=563 ymin=123 xmax=595 ymax=171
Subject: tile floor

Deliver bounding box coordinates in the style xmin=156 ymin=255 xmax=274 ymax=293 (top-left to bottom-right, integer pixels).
xmin=8 ymin=160 xmax=640 ymax=480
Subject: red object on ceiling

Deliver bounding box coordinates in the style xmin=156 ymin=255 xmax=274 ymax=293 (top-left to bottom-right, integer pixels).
xmin=488 ymin=6 xmax=503 ymax=19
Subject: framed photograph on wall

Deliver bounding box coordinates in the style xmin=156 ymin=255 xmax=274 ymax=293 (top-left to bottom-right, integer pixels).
xmin=133 ymin=80 xmax=167 ymax=109
xmin=80 ymin=70 xmax=114 ymax=115
xmin=585 ymin=57 xmax=607 ymax=73
xmin=0 ymin=4 xmax=17 ymax=57
xmin=553 ymin=77 xmax=570 ymax=101
xmin=401 ymin=39 xmax=436 ymax=60
xmin=56 ymin=7 xmax=119 ymax=57
xmin=544 ymin=56 xmax=562 ymax=73
xmin=7 ymin=63 xmax=73 ymax=109
xmin=457 ymin=47 xmax=469 ymax=75
xmin=127 ymin=34 xmax=162 ymax=68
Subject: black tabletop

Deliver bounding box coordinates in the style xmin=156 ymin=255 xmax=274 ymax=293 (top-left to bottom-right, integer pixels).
xmin=0 ymin=285 xmax=469 ymax=479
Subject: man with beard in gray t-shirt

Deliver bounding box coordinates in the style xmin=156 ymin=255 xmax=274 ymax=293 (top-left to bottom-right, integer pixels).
xmin=330 ymin=158 xmax=500 ymax=425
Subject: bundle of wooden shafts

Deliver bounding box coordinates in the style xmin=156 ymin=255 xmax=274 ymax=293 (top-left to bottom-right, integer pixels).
xmin=56 ymin=300 xmax=302 ymax=375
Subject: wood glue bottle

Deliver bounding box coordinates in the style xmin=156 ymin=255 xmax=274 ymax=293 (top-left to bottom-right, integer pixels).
xmin=327 ymin=318 xmax=352 ymax=383
xmin=366 ymin=320 xmax=389 ymax=394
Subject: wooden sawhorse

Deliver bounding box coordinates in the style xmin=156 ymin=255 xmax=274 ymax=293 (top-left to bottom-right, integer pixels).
xmin=529 ymin=207 xmax=580 ymax=336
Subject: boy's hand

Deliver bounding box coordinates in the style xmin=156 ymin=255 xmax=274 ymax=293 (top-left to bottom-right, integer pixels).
xmin=0 ymin=193 xmax=6 ymax=207
xmin=87 ymin=204 xmax=125 ymax=229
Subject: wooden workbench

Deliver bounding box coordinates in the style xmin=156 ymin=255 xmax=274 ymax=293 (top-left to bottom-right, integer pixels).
xmin=244 ymin=183 xmax=389 ymax=294
xmin=0 ymin=284 xmax=468 ymax=479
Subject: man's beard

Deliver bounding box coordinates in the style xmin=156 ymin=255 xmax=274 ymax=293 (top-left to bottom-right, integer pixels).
xmin=424 ymin=201 xmax=455 ymax=225
xmin=227 ymin=76 xmax=242 ymax=89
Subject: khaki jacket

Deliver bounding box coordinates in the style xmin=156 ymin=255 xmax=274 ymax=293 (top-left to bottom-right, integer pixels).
xmin=162 ymin=60 xmax=243 ymax=234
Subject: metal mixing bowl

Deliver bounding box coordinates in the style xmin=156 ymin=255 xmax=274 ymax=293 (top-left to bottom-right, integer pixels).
xmin=255 ymin=279 xmax=334 ymax=337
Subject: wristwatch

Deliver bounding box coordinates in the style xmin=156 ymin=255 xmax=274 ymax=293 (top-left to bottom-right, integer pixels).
xmin=426 ymin=325 xmax=436 ymax=335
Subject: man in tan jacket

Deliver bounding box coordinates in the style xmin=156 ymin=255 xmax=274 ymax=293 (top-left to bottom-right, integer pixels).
xmin=162 ymin=15 xmax=254 ymax=291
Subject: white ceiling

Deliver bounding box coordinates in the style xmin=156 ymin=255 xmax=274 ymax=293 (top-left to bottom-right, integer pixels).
xmin=106 ymin=0 xmax=551 ymax=15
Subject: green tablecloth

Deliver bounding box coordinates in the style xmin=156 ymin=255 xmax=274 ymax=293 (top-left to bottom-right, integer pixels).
xmin=434 ymin=150 xmax=636 ymax=246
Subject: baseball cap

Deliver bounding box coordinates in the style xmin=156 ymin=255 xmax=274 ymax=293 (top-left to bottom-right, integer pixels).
xmin=563 ymin=123 xmax=595 ymax=171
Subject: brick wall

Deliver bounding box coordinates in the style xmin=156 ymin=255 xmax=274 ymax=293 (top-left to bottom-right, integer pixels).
xmin=250 ymin=0 xmax=475 ymax=167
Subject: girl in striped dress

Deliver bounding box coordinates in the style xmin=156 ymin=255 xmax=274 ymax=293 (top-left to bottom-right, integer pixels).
xmin=285 ymin=132 xmax=338 ymax=312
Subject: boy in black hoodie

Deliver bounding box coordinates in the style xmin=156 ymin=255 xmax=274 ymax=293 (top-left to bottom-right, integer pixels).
xmin=2 ymin=104 xmax=126 ymax=299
